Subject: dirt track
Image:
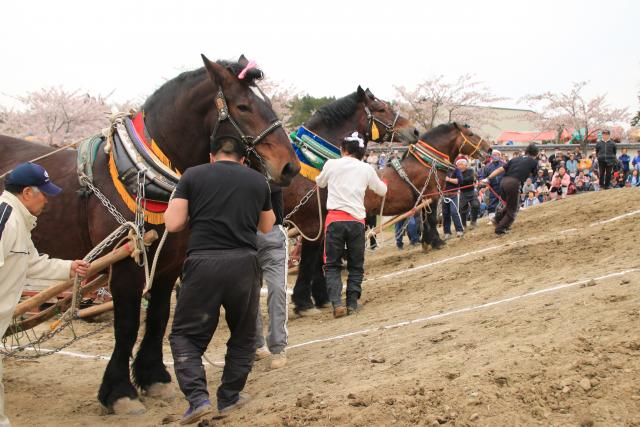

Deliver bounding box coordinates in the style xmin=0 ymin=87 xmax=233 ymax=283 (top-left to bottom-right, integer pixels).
xmin=5 ymin=188 xmax=640 ymax=426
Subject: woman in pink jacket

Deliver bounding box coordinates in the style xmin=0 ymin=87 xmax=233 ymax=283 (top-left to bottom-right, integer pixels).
xmin=550 ymin=166 xmax=571 ymax=199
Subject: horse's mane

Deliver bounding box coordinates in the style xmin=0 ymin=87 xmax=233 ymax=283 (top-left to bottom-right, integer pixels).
xmin=420 ymin=123 xmax=456 ymax=141
xmin=311 ymin=92 xmax=360 ymax=126
xmin=143 ymin=59 xmax=264 ymax=109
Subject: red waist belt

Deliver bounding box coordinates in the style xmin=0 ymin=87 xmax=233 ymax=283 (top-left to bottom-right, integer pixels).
xmin=325 ymin=210 xmax=365 ymax=232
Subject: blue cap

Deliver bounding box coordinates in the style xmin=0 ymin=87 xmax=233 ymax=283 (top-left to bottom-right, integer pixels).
xmin=5 ymin=162 xmax=62 ymax=196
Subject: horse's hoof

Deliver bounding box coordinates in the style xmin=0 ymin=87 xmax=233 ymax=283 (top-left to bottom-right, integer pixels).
xmin=145 ymin=382 xmax=176 ymax=401
xmin=112 ymin=397 xmax=146 ymax=415
xmin=421 ymin=243 xmax=431 ymax=253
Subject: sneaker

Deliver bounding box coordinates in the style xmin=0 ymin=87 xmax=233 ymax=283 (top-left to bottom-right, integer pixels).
xmin=333 ymin=305 xmax=347 ymax=318
xmin=270 ymin=352 xmax=287 ymax=369
xmin=443 ymin=233 xmax=452 ymax=241
xmin=456 ymin=231 xmax=464 ymax=238
xmin=180 ymin=400 xmax=212 ymax=425
xmin=255 ymin=345 xmax=270 ymax=361
xmin=218 ymin=393 xmax=251 ymax=416
xmin=295 ymin=306 xmax=322 ymax=317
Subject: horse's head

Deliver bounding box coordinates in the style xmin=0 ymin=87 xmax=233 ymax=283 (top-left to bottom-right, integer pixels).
xmin=357 ymin=86 xmax=419 ymax=145
xmin=452 ymin=122 xmax=492 ymax=160
xmin=201 ymin=54 xmax=300 ymax=186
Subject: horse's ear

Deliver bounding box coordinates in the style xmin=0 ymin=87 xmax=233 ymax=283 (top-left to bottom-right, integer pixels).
xmin=201 ymin=54 xmax=230 ymax=87
xmin=365 ymin=88 xmax=375 ymax=99
xmin=238 ymin=54 xmax=249 ymax=67
xmin=452 ymin=122 xmax=460 ymax=130
xmin=357 ymin=86 xmax=366 ymax=101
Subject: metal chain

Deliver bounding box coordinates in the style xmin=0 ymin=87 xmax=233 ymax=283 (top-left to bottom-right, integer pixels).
xmin=284 ymin=186 xmax=318 ymax=222
xmin=80 ymin=174 xmax=128 ymax=226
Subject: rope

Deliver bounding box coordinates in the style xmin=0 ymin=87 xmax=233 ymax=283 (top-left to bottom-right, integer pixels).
xmin=0 ymin=137 xmax=85 ymax=180
xmin=284 ymin=188 xmax=324 ymax=242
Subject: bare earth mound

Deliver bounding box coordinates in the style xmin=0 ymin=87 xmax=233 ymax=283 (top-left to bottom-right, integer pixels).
xmin=5 ymin=188 xmax=640 ymax=426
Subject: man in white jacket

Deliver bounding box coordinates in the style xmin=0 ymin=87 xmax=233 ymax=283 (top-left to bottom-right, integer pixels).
xmin=0 ymin=162 xmax=90 ymax=427
xmin=316 ymin=132 xmax=387 ymax=318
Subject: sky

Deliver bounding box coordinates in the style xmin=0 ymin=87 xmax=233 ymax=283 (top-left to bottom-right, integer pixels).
xmin=1 ymin=0 xmax=638 ymax=114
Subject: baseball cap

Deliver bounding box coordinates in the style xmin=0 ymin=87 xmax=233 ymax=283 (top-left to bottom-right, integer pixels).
xmin=5 ymin=162 xmax=62 ymax=196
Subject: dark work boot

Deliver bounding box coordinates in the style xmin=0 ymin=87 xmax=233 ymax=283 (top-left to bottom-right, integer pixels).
xmin=346 ymin=292 xmax=359 ymax=315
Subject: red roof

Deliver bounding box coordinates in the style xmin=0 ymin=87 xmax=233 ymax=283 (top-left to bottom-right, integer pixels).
xmin=496 ymin=129 xmax=571 ymax=143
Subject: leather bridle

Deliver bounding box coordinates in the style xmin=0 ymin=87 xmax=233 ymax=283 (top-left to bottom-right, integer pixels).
xmin=364 ymin=105 xmax=400 ymax=143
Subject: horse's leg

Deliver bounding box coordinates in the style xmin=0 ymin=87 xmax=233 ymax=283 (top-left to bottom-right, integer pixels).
xmin=428 ymin=200 xmax=445 ymax=250
xmin=132 ymin=271 xmax=177 ymax=400
xmin=420 ymin=208 xmax=433 ymax=252
xmin=98 ymin=262 xmax=146 ymax=414
xmin=292 ymin=240 xmax=316 ymax=313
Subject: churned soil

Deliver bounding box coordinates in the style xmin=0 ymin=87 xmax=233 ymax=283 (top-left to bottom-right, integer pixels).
xmin=5 ymin=188 xmax=640 ymax=426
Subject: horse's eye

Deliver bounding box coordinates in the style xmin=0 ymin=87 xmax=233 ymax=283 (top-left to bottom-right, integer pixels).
xmin=237 ymin=104 xmax=251 ymax=113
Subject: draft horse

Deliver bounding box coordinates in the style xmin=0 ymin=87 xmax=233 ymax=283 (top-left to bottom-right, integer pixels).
xmin=283 ymin=87 xmax=419 ymax=311
xmin=0 ymin=55 xmax=300 ymax=414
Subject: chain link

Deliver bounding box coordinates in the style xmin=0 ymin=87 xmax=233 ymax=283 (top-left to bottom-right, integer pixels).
xmin=284 ymin=186 xmax=318 ymax=222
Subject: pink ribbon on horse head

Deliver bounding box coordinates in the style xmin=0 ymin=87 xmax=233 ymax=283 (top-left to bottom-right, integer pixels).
xmin=238 ymin=60 xmax=257 ymax=79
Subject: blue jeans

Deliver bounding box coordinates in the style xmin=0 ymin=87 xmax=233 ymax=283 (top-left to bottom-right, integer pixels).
xmin=395 ymin=216 xmax=419 ymax=248
xmin=442 ymin=194 xmax=464 ymax=234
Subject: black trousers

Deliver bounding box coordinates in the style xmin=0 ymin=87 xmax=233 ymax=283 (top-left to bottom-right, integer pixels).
xmin=495 ymin=176 xmax=520 ymax=233
xmin=324 ymin=221 xmax=365 ymax=306
xmin=598 ymin=159 xmax=613 ymax=188
xmin=169 ymin=249 xmax=260 ymax=410
xmin=458 ymin=191 xmax=479 ymax=227
xmin=292 ymin=241 xmax=329 ymax=309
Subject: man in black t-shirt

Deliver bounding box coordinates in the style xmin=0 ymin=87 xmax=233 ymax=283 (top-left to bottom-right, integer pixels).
xmin=483 ymin=143 xmax=538 ymax=235
xmin=164 ymin=134 xmax=275 ymax=424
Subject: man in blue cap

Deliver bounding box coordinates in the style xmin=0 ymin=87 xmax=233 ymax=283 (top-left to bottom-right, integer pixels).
xmin=0 ymin=162 xmax=90 ymax=427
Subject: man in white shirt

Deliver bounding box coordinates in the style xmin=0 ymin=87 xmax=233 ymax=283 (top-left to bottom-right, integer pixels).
xmin=315 ymin=132 xmax=387 ymax=318
xmin=0 ymin=162 xmax=90 ymax=427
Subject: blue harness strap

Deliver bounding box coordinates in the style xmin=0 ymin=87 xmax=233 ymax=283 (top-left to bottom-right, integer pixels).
xmin=0 ymin=202 xmax=13 ymax=240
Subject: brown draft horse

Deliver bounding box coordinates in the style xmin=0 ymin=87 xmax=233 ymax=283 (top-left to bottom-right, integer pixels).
xmin=0 ymin=55 xmax=300 ymax=414
xmin=364 ymin=123 xmax=492 ymax=249
xmin=283 ymin=87 xmax=419 ymax=310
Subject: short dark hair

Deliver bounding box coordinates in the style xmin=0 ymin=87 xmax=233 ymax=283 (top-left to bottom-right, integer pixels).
xmin=210 ymin=135 xmax=246 ymax=159
xmin=524 ymin=143 xmax=539 ymax=157
xmin=602 ymin=129 xmax=611 ymax=135
xmin=341 ymin=132 xmax=366 ymax=160
xmin=4 ymin=182 xmax=29 ymax=195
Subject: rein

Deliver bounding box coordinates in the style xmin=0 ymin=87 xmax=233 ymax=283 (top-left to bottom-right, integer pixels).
xmin=458 ymin=131 xmax=485 ymax=158
xmin=210 ymin=87 xmax=283 ymax=179
xmin=364 ymin=106 xmax=400 ymax=143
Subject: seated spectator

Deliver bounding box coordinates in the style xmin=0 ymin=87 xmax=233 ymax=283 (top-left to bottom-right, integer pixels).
xmin=534 ymin=169 xmax=547 ymax=189
xmin=590 ymin=173 xmax=600 ymax=191
xmin=550 ymin=166 xmax=571 ymax=199
xmin=574 ymin=170 xmax=591 ymax=192
xmin=536 ymin=182 xmax=549 ymax=203
xmin=627 ymin=169 xmax=640 ymax=187
xmin=565 ymin=154 xmax=578 ymax=177
xmin=522 ymin=191 xmax=539 ymax=209
xmin=619 ymin=148 xmax=631 ymax=173
xmin=521 ymin=177 xmax=536 ymax=201
xmin=578 ymin=155 xmax=592 ymax=172
xmin=613 ymin=170 xmax=626 ymax=188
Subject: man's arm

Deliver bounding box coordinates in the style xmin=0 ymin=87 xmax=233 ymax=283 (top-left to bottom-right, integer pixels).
xmin=164 ymin=198 xmax=189 ymax=232
xmin=315 ymin=161 xmax=331 ymax=188
xmin=368 ymin=168 xmax=388 ymax=197
xmin=484 ymin=166 xmax=506 ymax=181
xmin=258 ymin=209 xmax=276 ymax=233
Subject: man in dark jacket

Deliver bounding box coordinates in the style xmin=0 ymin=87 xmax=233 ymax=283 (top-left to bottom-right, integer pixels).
xmin=482 ymin=143 xmax=538 ymax=235
xmin=595 ymin=129 xmax=617 ymax=189
xmin=480 ymin=150 xmax=505 ymax=217
xmin=457 ymin=158 xmax=479 ymax=229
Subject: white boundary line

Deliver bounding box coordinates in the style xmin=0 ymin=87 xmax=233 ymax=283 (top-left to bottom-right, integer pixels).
xmin=590 ymin=209 xmax=640 ymax=226
xmin=288 ymin=268 xmax=639 ymax=350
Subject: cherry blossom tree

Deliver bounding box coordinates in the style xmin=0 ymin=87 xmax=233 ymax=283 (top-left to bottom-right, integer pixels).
xmin=0 ymin=87 xmax=112 ymax=146
xmin=395 ymin=74 xmax=505 ymax=133
xmin=522 ymin=81 xmax=629 ymax=151
xmin=258 ymin=78 xmax=299 ymax=130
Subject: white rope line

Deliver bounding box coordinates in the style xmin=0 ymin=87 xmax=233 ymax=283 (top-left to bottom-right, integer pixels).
xmin=287 ymin=268 xmax=640 ymax=350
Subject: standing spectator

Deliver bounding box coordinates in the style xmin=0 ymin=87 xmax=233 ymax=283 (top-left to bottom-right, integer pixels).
xmin=627 ymin=169 xmax=640 ymax=187
xmin=482 ymin=143 xmax=539 ymax=235
xmin=549 ymin=166 xmax=571 ymax=199
xmin=394 ymin=212 xmax=420 ymax=249
xmin=316 ymin=132 xmax=387 ymax=317
xmin=631 ymin=150 xmax=640 ymax=171
xmin=574 ymin=147 xmax=583 ymax=160
xmin=565 ymin=153 xmax=579 ymax=177
xmin=165 ymin=134 xmax=275 ymax=423
xmin=480 ymin=150 xmax=505 ymax=218
xmin=595 ymin=129 xmax=617 ymax=189
xmin=619 ymin=148 xmax=631 ymax=173
xmin=378 ymin=152 xmax=387 ymax=170
xmin=549 ymin=149 xmax=567 ymax=171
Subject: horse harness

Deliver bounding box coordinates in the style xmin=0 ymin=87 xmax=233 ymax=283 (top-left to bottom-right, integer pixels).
xmin=210 ymin=87 xmax=283 ymax=180
xmin=364 ymin=105 xmax=400 ymax=143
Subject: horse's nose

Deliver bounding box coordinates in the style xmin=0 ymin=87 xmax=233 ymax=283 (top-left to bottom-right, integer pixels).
xmin=413 ymin=128 xmax=419 ymax=138
xmin=282 ymin=161 xmax=300 ymax=180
